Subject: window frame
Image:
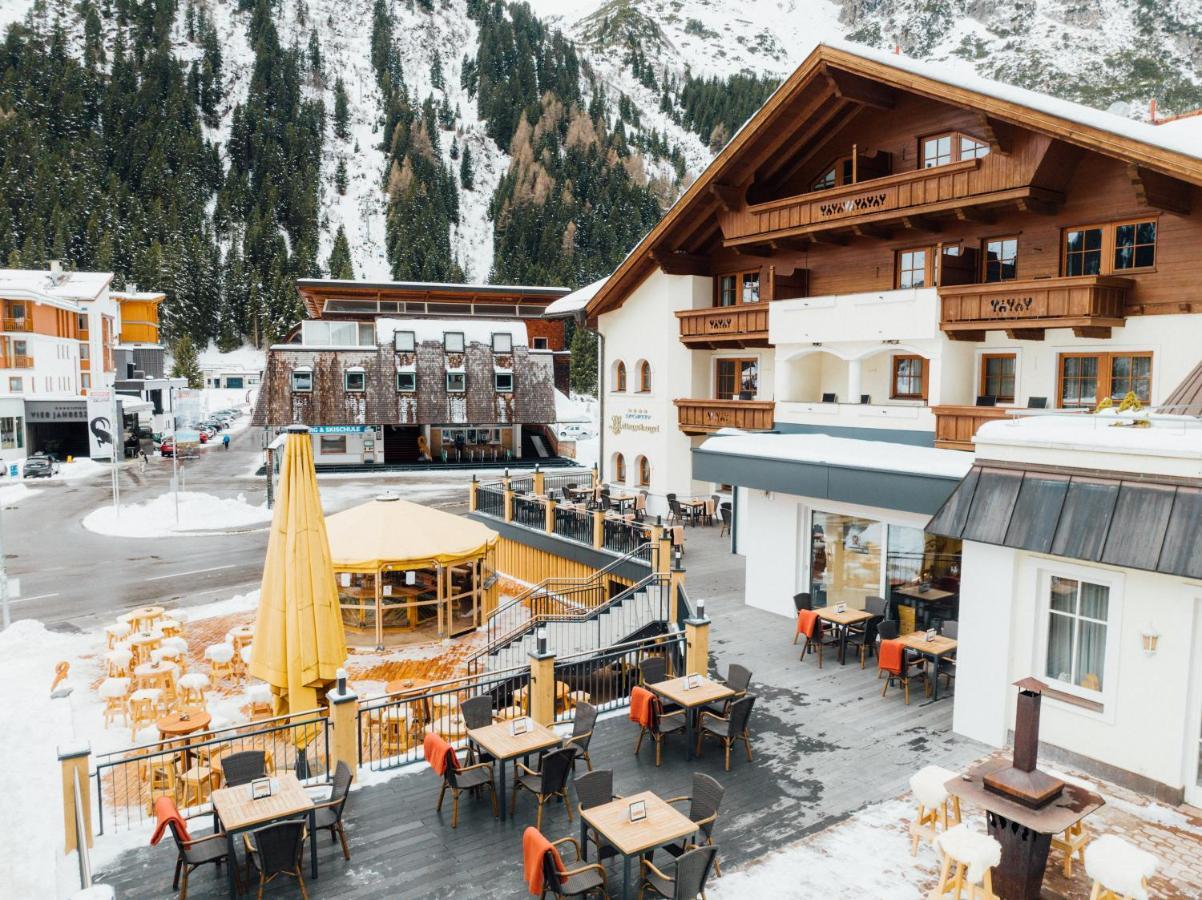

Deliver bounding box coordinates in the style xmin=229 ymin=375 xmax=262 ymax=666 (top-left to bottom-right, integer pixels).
xmin=979 ymin=353 xmax=1017 ymax=404
xmin=446 ymin=371 xmax=467 ymax=393
xmin=494 ymin=372 xmax=514 ymax=393
xmin=443 ymin=331 xmax=465 ymax=353
xmin=895 ymin=246 xmax=934 ymax=289
xmin=714 ymin=357 xmax=759 ymax=400
xmin=889 ymin=355 xmax=928 ymax=401
xmin=637 ymin=360 xmax=651 ymax=393
xmin=614 ymin=360 xmax=627 ymax=392
xmin=396 ymin=371 xmax=416 ymax=392
xmin=491 ymin=332 xmax=513 ymax=354
xmin=613 ymin=453 xmax=626 ymax=484
xmin=532 ymin=337 xmax=549 ymax=350
xmin=291 ymin=369 xmax=313 ymax=392
xmin=394 ymin=330 xmax=416 ymax=352
xmin=919 ymin=130 xmax=990 ymax=168
xmin=982 ymin=235 xmax=1020 ymax=283
xmin=637 ymin=455 xmax=651 ymax=487
xmin=714 ymin=268 xmax=762 ymax=307
xmin=344 ymin=369 xmax=366 ymax=392
xmin=1056 ymin=351 xmax=1153 ymax=409
xmin=319 ymin=435 xmax=348 ymax=455
xmin=1061 ymin=218 xmax=1158 ymax=277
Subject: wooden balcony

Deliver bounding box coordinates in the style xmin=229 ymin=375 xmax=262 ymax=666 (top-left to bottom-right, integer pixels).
xmin=939 ymin=275 xmax=1131 ymax=340
xmin=717 ymin=159 xmax=1061 ymax=246
xmin=1 ymin=318 xmax=31 ymax=333
xmin=676 ymin=304 xmax=770 ymax=348
xmin=675 ymin=398 xmax=775 ymax=435
xmin=932 ymin=404 xmax=1010 ymax=451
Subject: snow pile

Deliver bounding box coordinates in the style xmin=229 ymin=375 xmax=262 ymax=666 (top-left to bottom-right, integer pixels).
xmin=195 ymin=342 xmax=264 ymax=375
xmin=0 ymin=482 xmax=42 ymax=506
xmin=554 ymin=390 xmax=593 ymax=424
xmin=545 ymin=277 xmax=606 ymax=316
xmin=699 ymin=431 xmax=974 ymax=479
xmin=82 ymin=491 xmax=272 ymax=537
xmin=975 ymin=412 xmax=1202 ymax=457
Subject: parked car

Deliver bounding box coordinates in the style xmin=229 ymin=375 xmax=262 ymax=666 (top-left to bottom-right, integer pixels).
xmin=160 ymin=438 xmax=175 ymax=457
xmin=200 ymin=418 xmax=224 ymax=431
xmin=191 ymin=423 xmax=216 ymax=439
xmin=23 ymin=454 xmax=59 ymax=478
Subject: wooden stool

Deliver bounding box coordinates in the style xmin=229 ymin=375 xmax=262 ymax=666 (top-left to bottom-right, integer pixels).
xmin=205 ymin=643 xmax=234 ymax=681
xmin=129 ymin=688 xmax=165 ymax=740
xmin=158 ymin=618 xmax=182 ymax=639
xmin=931 ymin=824 xmax=1000 ymax=900
xmin=1085 ymin=834 xmax=1157 ymax=900
xmin=1052 ymin=820 xmax=1090 ymax=878
xmin=909 ymin=765 xmax=961 ymax=855
xmin=141 ymin=754 xmax=178 ymax=815
xmin=100 ymin=677 xmax=130 ymax=728
xmin=246 ymin=682 xmax=274 ymax=717
xmin=178 ymin=673 xmax=210 ymax=707
xmin=178 ymin=764 xmax=215 ymax=809
xmin=106 ymin=648 xmax=133 ymax=678
xmin=105 ymin=622 xmax=131 ymax=649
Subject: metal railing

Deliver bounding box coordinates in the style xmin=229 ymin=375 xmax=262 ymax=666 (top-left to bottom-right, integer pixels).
xmin=604 ymin=518 xmax=653 ymax=559
xmin=476 ymin=484 xmax=505 ymax=518
xmin=545 ymin=471 xmax=589 ymax=494
xmin=512 ymin=494 xmax=545 ymax=528
xmin=357 ymin=664 xmax=531 ymax=771
xmin=553 ymin=632 xmax=686 ymax=723
xmin=676 ymin=581 xmax=694 ymax=623
xmin=553 ymin=504 xmax=593 ymax=543
xmin=509 ymin=475 xmax=534 ymax=493
xmin=91 ymin=710 xmax=330 ymax=835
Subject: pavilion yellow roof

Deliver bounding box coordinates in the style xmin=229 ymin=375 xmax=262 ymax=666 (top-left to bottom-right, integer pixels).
xmin=325 ymin=495 xmax=498 ymax=572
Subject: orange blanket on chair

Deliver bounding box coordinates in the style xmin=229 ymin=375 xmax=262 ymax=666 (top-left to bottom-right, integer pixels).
xmin=796 ymin=608 xmax=820 ymax=639
xmin=878 ymin=639 xmax=904 ymax=676
xmin=523 ymin=827 xmax=566 ymax=895
xmin=629 ymin=685 xmax=654 ymax=727
xmin=150 ymin=796 xmax=191 ymax=845
xmin=423 ymin=731 xmax=459 ymax=776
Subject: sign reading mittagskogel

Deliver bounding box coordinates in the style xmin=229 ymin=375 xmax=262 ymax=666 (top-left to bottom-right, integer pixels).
xmin=609 ymin=408 xmax=661 ymax=436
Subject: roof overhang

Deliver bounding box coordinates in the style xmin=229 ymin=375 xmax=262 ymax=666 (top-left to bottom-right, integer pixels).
xmin=296 ymin=279 xmax=570 ymax=319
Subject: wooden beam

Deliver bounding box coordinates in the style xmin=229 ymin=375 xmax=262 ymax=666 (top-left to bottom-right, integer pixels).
xmin=955 ymin=206 xmax=996 ymax=225
xmin=708 ymin=182 xmax=745 ymax=212
xmin=945 ymin=330 xmax=987 ymax=342
xmin=726 ymin=88 xmax=836 ymax=185
xmin=649 ymin=250 xmax=709 ymax=276
xmin=900 ymin=215 xmax=942 ymax=233
xmin=808 ymin=231 xmax=849 ymax=246
xmin=732 ymin=244 xmax=772 ymax=257
xmin=1005 ymin=328 xmax=1046 ymax=341
xmin=822 ymin=66 xmax=896 ymax=110
xmin=1072 ymin=326 xmax=1113 ymax=339
xmin=976 ymin=113 xmax=1016 ymax=155
xmin=1127 ymin=164 xmax=1192 ymax=215
xmin=768 ymin=237 xmax=811 ymax=252
xmin=851 ymin=223 xmax=894 ymax=240
xmin=1015 ymin=196 xmax=1059 ymax=216
xmin=759 ymin=99 xmax=859 ymax=185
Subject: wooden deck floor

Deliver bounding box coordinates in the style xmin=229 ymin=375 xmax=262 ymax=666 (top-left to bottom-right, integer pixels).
xmin=95 ymin=524 xmax=984 ymax=898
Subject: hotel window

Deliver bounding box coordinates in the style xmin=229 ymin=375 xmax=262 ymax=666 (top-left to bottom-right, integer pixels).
xmin=715 ymin=358 xmax=758 ymax=400
xmin=344 ymin=370 xmax=366 ymax=392
xmin=1063 ymin=220 xmax=1157 ymax=276
xmin=716 ymin=270 xmax=760 ymax=307
xmin=809 ymin=155 xmax=855 ymax=192
xmin=291 ymin=370 xmax=312 ymax=392
xmin=896 ymin=248 xmax=931 ymax=288
xmin=8 ymin=377 xmax=20 ymax=391
xmin=446 ymin=371 xmax=466 ymax=392
xmin=921 ymin=131 xmax=989 ymax=168
xmin=959 ymin=135 xmax=989 ymax=159
xmin=76 ymin=313 xmax=88 ymax=331
xmin=637 ymin=455 xmax=650 ymax=486
xmin=396 ymin=372 xmax=416 ymax=392
xmin=637 ymin=360 xmax=651 ymax=393
xmin=492 ymin=332 xmax=513 ymax=353
xmin=890 ymin=355 xmax=927 ymax=400
xmin=80 ymin=343 xmax=90 ymax=360
xmin=532 ymin=337 xmax=549 ymax=350
xmin=1058 ymin=352 xmax=1152 ymax=408
xmin=495 ymin=372 xmax=513 ymax=392
xmin=0 ymin=416 xmax=21 ymax=449
xmin=444 ymin=332 xmax=465 ymax=353
xmin=394 ymin=330 xmax=415 ymax=352
xmin=742 ymin=272 xmax=761 ymax=303
xmin=983 ymin=237 xmax=1019 ymax=282
xmin=1113 ymin=220 xmax=1157 ymax=270
xmin=980 ymin=354 xmax=1017 ymax=404
xmin=319 ymin=435 xmax=348 ymax=455
xmin=1045 ymin=575 xmax=1110 ymax=695
xmin=81 ymin=373 xmax=91 ymax=390
xmin=614 ymin=360 xmax=627 ymax=392
xmin=1063 ymin=227 xmax=1104 ymax=276
xmin=613 ymin=453 xmax=626 ymax=483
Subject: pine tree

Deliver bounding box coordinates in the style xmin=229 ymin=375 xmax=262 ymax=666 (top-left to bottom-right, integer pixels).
xmin=333 ymin=78 xmax=349 ymax=139
xmin=459 ymin=144 xmax=474 ymax=190
xmin=335 ymin=159 xmax=347 ymax=195
xmin=171 ymin=335 xmax=204 ymax=389
xmin=569 ymin=325 xmax=597 ymax=396
xmin=430 ymin=54 xmax=445 ymax=92
xmin=327 ymin=227 xmax=354 ymax=279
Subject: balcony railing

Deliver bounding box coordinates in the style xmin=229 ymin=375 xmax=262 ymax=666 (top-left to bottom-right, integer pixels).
xmin=2 ymin=318 xmax=31 ymax=332
xmin=674 ymin=398 xmax=775 ymax=435
xmin=939 ymin=275 xmax=1130 ymax=340
xmin=0 ymin=354 xmax=33 ymax=369
xmin=676 ymin=304 xmax=770 ymax=348
xmin=932 ymin=404 xmax=1010 ymax=451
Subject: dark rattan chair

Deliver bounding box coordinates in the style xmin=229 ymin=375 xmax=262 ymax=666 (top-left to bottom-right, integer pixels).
xmin=638 ymin=656 xmax=669 ymax=686
xmin=719 ymin=502 xmax=732 ymax=537
xmin=703 ymin=664 xmax=751 ymax=716
xmin=792 ymin=591 xmax=812 ymax=612
xmin=634 ymin=694 xmax=686 ymax=767
xmin=573 ymin=769 xmax=621 ymax=863
xmin=461 ymin=695 xmax=496 ymax=764
xmin=539 ymin=834 xmax=609 ymax=898
xmin=696 ymin=695 xmax=755 ymax=771
xmin=561 ymin=701 xmax=597 ymax=771
xmin=244 ymin=819 xmax=307 ymax=900
xmin=846 ymin=595 xmax=888 ymax=668
xmin=437 ymin=750 xmax=499 ymax=829
xmin=513 ymin=747 xmax=575 ymax=831
xmin=166 ymin=813 xmax=231 ymax=899
xmin=219 ymin=750 xmax=266 ymax=787
xmin=639 ymin=845 xmax=719 ymax=900
xmin=663 ymin=772 xmax=725 ymax=875
xmin=312 ymin=760 xmax=352 ymax=861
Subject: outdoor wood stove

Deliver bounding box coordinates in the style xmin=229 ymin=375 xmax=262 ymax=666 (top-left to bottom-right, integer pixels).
xmin=983 ymin=677 xmax=1065 ymax=808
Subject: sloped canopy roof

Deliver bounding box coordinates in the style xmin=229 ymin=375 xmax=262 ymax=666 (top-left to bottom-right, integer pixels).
xmin=1159 ymin=361 xmax=1202 ymax=417
xmin=586 ymin=41 xmax=1202 ymax=321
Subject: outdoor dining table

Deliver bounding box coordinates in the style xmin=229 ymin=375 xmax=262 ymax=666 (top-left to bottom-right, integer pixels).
xmin=210 ymin=771 xmax=317 ymax=899
xmin=647 ymin=674 xmax=735 ymax=761
xmin=120 ymin=605 xmax=166 ymax=632
xmin=127 ymin=630 xmax=163 ymax=666
xmin=815 ymin=606 xmax=876 ymax=665
xmin=680 ymin=498 xmax=709 ymax=526
xmin=894 ymin=583 xmax=956 ymax=629
xmin=608 ymin=492 xmax=637 ymax=511
xmin=157 ymin=711 xmax=213 ymax=768
xmin=579 ymin=789 xmax=699 ymax=900
xmin=894 ymin=631 xmax=958 ymax=701
xmin=134 ymin=660 xmax=179 ymax=694
xmin=945 ymin=758 xmax=1104 ymax=899
xmin=466 ymin=718 xmax=561 ymax=822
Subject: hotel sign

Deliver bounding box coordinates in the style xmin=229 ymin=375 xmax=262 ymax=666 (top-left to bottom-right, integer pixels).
xmin=610 ymin=408 xmax=661 ymax=436
xmin=311 ymin=425 xmax=372 ymax=434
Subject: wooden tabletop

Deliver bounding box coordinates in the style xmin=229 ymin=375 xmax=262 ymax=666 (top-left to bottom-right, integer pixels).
xmin=894 ymin=584 xmax=955 ymax=602
xmin=894 ymin=632 xmax=958 ymax=657
xmin=682 ymin=498 xmax=708 ymax=507
xmin=649 ymin=674 xmax=735 ymax=710
xmin=815 ymin=606 xmax=875 ymax=626
xmin=121 ymin=606 xmax=165 ymax=623
xmin=212 ymin=772 xmax=314 ymax=832
xmin=134 ymin=661 xmax=179 ymax=677
xmin=580 ymin=790 xmax=698 ymax=856
xmin=945 ymin=758 xmax=1103 ymax=834
xmin=128 ymin=631 xmax=163 ymax=645
xmin=230 ymin=624 xmax=255 ymax=638
xmin=385 ymin=677 xmax=434 ymax=696
xmin=157 ymin=712 xmax=212 ymax=737
xmin=467 ymin=719 xmax=561 ymax=761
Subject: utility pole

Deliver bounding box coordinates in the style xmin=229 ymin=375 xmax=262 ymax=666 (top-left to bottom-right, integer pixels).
xmin=110 ymin=390 xmax=121 ymax=513
xmin=0 ymin=500 xmax=8 ymax=629
xmin=171 ymin=385 xmax=180 ymax=526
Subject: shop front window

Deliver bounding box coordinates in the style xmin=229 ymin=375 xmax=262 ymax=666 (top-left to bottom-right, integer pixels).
xmin=885 ymin=526 xmax=962 ymax=631
xmin=808 ymin=512 xmax=882 ymax=609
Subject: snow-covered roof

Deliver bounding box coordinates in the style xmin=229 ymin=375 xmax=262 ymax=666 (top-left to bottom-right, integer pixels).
xmin=196 ymin=343 xmax=266 ymax=374
xmin=554 ymin=390 xmax=592 ymax=423
xmin=974 ymin=411 xmax=1202 ymax=458
xmin=1154 ymin=112 xmax=1202 ymax=147
xmin=545 ymin=278 xmax=607 ymax=317
xmin=111 ymin=290 xmax=165 ymax=302
xmin=376 ymin=318 xmax=529 ymax=346
xmin=699 ymin=431 xmax=974 ymax=480
xmin=0 ymin=268 xmax=113 ymax=301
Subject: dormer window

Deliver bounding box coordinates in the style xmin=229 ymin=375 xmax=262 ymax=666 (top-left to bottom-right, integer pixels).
xmin=397 ymin=371 xmax=416 ymax=392
xmin=394 ymin=330 xmax=415 ymax=352
xmin=495 ymin=372 xmax=513 ymax=392
xmin=291 ymin=369 xmax=312 ymax=392
xmin=344 ymin=368 xmax=366 ymax=392
xmin=922 ymin=132 xmax=990 ymax=168
xmin=492 ymin=332 xmax=512 ymax=353
xmin=447 ymin=371 xmax=466 ymax=392
xmin=444 ymin=332 xmax=465 ymax=353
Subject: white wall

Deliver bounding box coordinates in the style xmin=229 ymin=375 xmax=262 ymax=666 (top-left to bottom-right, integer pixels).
xmin=769 ymin=287 xmax=941 ymax=345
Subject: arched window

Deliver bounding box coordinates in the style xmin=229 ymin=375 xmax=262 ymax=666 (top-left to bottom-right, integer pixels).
xmin=615 ymin=361 xmax=627 ymax=392
xmin=637 ymin=360 xmax=651 ymax=393
xmin=613 ymin=452 xmax=626 ymax=483
xmin=636 ymin=455 xmax=650 ymax=486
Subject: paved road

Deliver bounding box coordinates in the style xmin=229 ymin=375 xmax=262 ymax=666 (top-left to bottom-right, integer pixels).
xmin=3 ymin=424 xmax=475 ymax=633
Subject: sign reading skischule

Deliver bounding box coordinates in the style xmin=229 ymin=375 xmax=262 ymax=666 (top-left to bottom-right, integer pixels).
xmin=610 ymin=408 xmax=660 ymax=436
xmin=310 ymin=425 xmax=372 ymax=434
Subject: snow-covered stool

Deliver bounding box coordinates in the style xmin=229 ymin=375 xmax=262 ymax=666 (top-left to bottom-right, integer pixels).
xmin=932 ymin=824 xmax=1001 ymax=900
xmin=157 ymin=618 xmax=182 ymax=638
xmin=1085 ymin=834 xmax=1157 ymax=900
xmin=105 ymin=648 xmax=133 ymax=678
xmin=128 ymin=688 xmax=165 ymax=740
xmin=178 ymin=672 xmax=210 ymax=707
xmin=909 ymin=764 xmax=961 ymax=855
xmin=100 ymin=677 xmax=130 ymax=727
xmin=104 ymin=622 xmax=131 ymax=649
xmin=247 ymin=682 xmax=274 ymax=717
xmin=205 ymin=643 xmax=235 ymax=680
xmin=240 ymin=643 xmax=254 ymax=668
xmin=161 ymin=636 xmax=188 ymax=655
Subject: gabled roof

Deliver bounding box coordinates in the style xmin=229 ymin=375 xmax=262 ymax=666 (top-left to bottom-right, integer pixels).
xmin=0 ymin=267 xmax=114 ymax=302
xmin=586 ymin=40 xmax=1202 ymax=320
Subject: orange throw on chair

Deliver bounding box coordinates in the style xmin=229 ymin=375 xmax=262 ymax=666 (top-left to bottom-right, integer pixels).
xmin=423 ymin=731 xmax=459 ymax=776
xmin=629 ymin=685 xmax=654 ymax=727
xmin=796 ymin=609 xmax=820 ymax=639
xmin=522 ymin=826 xmax=566 ymax=895
xmin=150 ymin=796 xmax=191 ymax=845
xmin=878 ymin=639 xmax=904 ymax=676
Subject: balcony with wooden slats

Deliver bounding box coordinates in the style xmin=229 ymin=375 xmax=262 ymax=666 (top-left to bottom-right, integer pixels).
xmin=674 ymin=398 xmax=775 ymax=435
xmin=932 ymin=404 xmax=1010 ymax=450
xmin=939 ymin=275 xmax=1131 ymax=340
xmin=676 ymin=304 xmax=770 ymax=349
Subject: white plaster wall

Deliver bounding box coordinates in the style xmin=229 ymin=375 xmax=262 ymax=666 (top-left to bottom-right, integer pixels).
xmin=1 ymin=334 xmax=80 ymax=395
xmin=742 ymin=488 xmax=804 ymax=620
xmin=769 ymin=287 xmax=941 ymax=344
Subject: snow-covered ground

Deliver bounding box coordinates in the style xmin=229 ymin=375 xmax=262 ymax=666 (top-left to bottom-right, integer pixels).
xmin=81 ymin=491 xmax=272 ymax=537
xmin=1 ymin=456 xmax=109 ymax=483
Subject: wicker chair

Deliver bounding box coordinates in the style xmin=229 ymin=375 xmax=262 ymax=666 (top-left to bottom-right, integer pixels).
xmin=561 ymin=701 xmax=597 ymax=772
xmin=165 ymin=810 xmax=232 ymax=899
xmin=512 ymin=747 xmax=575 ymax=831
xmin=436 ymin=750 xmax=499 ymax=829
xmin=638 ymin=656 xmax=669 ymax=686
xmin=219 ymin=750 xmax=266 ymax=787
xmin=312 ymin=760 xmax=353 ymax=860
xmin=573 ymin=769 xmax=621 ymax=863
xmin=461 ymin=695 xmax=495 ymax=764
xmin=538 ymin=834 xmax=609 ymax=899
xmin=663 ymin=773 xmax=726 ymax=875
xmin=243 ymin=819 xmax=308 ymax=900
xmin=639 ymin=845 xmax=719 ymax=900
xmin=845 ymin=595 xmax=888 ymax=668
xmin=703 ymin=663 xmax=751 ymax=716
xmin=696 ymin=695 xmax=756 ymax=771
xmin=634 ymin=694 xmax=686 ymax=767
xmin=718 ymin=502 xmax=732 ymax=537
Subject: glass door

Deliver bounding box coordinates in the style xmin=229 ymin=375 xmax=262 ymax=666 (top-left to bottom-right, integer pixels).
xmin=808 ymin=511 xmax=882 ymax=609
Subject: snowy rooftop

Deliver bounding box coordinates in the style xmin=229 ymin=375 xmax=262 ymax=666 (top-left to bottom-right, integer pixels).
xmin=975 ymin=411 xmax=1202 ymax=460
xmin=376 ymin=317 xmax=528 ymax=346
xmin=298 ymin=277 xmax=567 ymax=297
xmin=699 ymin=431 xmax=973 ymax=480
xmin=111 ymin=290 xmax=165 ymax=302
xmin=0 ymin=267 xmax=114 ymax=301
xmin=544 ymin=277 xmax=606 ymax=317
xmin=196 ymin=343 xmax=266 ymax=373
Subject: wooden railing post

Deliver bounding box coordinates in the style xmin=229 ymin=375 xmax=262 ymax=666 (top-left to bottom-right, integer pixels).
xmin=59 ymin=741 xmax=93 ymax=854
xmin=327 ymin=676 xmax=359 ymax=783
xmin=685 ymin=603 xmax=710 ymax=676
xmin=591 ymin=463 xmax=598 ymax=490
xmin=670 ymin=563 xmax=687 ymax=627
xmin=545 ymin=498 xmax=557 ymax=534
xmin=659 ymin=528 xmax=674 ymax=578
xmin=592 ymin=509 xmax=605 ymax=549
xmin=504 ymin=487 xmax=514 ymax=523
xmin=533 ymin=464 xmax=545 ymax=496
xmin=529 ymin=647 xmax=557 ymax=727
xmin=469 ymin=476 xmax=478 ymax=512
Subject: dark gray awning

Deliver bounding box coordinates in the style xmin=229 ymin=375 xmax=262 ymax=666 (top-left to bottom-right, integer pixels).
xmin=927 ymin=465 xmax=1202 ymax=579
